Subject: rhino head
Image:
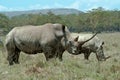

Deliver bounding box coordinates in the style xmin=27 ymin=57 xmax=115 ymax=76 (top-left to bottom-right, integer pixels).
xmin=95 ymin=42 xmax=111 ymax=61
xmin=95 ymin=41 xmax=106 ymax=61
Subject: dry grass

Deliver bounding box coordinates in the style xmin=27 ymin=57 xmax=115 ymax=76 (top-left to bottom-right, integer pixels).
xmin=0 ymin=32 xmax=120 ymax=80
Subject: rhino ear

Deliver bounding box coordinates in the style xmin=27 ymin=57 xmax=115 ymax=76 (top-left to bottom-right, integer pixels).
xmin=74 ymin=36 xmax=79 ymax=42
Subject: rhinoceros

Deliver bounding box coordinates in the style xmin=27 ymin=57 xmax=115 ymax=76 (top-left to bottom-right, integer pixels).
xmin=72 ymin=33 xmax=109 ymax=61
xmin=5 ymin=23 xmax=92 ymax=65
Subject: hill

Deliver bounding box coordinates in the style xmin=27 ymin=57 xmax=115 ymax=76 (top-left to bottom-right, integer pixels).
xmin=0 ymin=8 xmax=83 ymax=17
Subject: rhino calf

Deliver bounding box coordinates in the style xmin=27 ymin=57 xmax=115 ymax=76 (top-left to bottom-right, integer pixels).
xmin=73 ymin=33 xmax=107 ymax=61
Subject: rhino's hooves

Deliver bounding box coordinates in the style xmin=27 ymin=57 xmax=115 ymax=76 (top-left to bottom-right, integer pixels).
xmin=14 ymin=61 xmax=20 ymax=64
xmin=9 ymin=62 xmax=14 ymax=65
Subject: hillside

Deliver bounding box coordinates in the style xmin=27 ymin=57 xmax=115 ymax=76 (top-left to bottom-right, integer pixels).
xmin=0 ymin=8 xmax=83 ymax=17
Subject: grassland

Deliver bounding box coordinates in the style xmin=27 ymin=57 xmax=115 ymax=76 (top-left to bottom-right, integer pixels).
xmin=0 ymin=32 xmax=120 ymax=80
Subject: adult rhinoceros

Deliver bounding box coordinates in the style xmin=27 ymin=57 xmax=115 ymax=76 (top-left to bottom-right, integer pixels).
xmin=5 ymin=23 xmax=91 ymax=65
xmin=72 ymin=33 xmax=109 ymax=61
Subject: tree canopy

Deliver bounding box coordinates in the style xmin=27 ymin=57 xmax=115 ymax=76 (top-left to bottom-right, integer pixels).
xmin=0 ymin=7 xmax=120 ymax=34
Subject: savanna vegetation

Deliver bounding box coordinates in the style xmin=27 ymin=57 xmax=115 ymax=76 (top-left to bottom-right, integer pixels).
xmin=0 ymin=33 xmax=120 ymax=80
xmin=0 ymin=7 xmax=120 ymax=80
xmin=0 ymin=7 xmax=120 ymax=35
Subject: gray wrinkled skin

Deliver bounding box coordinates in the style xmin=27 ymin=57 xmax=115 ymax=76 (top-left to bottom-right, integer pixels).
xmin=5 ymin=23 xmax=78 ymax=65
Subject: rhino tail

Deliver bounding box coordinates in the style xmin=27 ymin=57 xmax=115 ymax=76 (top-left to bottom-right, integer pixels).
xmin=5 ymin=31 xmax=16 ymax=52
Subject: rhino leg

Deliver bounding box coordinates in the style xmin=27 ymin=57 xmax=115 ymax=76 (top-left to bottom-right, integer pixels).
xmin=58 ymin=52 xmax=63 ymax=61
xmin=55 ymin=46 xmax=65 ymax=61
xmin=44 ymin=52 xmax=55 ymax=61
xmin=13 ymin=50 xmax=20 ymax=64
xmin=5 ymin=41 xmax=15 ymax=65
xmin=84 ymin=52 xmax=91 ymax=60
xmin=57 ymin=50 xmax=65 ymax=61
xmin=43 ymin=47 xmax=56 ymax=61
xmin=7 ymin=50 xmax=15 ymax=65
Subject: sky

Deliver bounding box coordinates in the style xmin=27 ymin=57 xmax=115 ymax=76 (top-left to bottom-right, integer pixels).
xmin=0 ymin=0 xmax=120 ymax=12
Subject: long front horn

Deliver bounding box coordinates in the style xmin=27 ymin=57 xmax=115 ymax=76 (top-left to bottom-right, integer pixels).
xmin=79 ymin=32 xmax=98 ymax=46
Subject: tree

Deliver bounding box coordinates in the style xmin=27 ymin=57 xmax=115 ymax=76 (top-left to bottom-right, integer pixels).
xmin=0 ymin=13 xmax=10 ymax=34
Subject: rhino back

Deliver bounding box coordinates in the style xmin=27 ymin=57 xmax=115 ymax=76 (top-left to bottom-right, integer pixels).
xmin=10 ymin=23 xmax=66 ymax=53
